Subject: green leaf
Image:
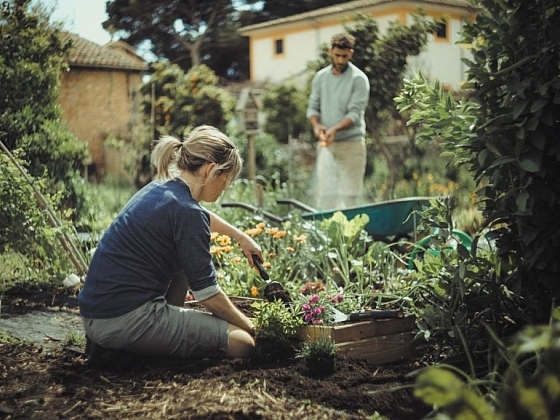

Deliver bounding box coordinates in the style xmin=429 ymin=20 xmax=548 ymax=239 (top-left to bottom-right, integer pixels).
xmin=458 ymin=262 xmax=466 ymax=279
xmin=519 ymin=150 xmax=542 ymax=172
xmin=414 ymin=367 xmax=495 ymax=419
xmin=487 ymin=156 xmax=516 ymax=170
xmin=513 ymin=99 xmax=529 ymax=119
xmin=530 ymin=98 xmax=548 ymax=113
xmin=516 ymin=189 xmax=529 ymax=212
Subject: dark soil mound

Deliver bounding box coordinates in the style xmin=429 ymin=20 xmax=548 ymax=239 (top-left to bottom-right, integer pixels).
xmin=0 ymin=290 xmax=432 ymax=419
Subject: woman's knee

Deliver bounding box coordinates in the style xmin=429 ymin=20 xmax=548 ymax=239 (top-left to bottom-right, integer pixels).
xmin=225 ymin=326 xmax=255 ymax=359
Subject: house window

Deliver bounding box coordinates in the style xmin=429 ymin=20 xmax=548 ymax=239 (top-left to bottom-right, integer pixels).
xmin=435 ymin=21 xmax=448 ymax=41
xmin=274 ymin=39 xmax=284 ymax=55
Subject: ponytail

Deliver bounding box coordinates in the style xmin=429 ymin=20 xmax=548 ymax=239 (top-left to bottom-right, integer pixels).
xmin=151 ymin=135 xmax=183 ymax=180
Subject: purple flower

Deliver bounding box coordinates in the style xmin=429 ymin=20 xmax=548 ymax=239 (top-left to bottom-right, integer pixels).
xmin=302 ymin=304 xmax=311 ymax=312
xmin=312 ymin=307 xmax=322 ymax=315
xmin=304 ymin=313 xmax=313 ymax=322
xmin=309 ymin=294 xmax=319 ymax=303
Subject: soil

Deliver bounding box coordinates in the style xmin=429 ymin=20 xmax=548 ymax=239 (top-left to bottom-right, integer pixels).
xmin=0 ymin=288 xmax=432 ymax=420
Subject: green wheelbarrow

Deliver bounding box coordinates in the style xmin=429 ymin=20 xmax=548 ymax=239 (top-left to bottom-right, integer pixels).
xmin=223 ymin=196 xmax=435 ymax=243
xmin=279 ymin=197 xmax=433 ymax=243
xmin=222 ymin=196 xmax=473 ymax=269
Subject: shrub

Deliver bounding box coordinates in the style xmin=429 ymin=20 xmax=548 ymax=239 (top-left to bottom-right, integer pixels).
xmin=261 ymin=81 xmax=308 ymax=144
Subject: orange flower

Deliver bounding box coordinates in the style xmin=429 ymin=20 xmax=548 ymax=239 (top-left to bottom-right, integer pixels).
xmin=251 ymin=286 xmax=259 ymax=297
xmin=268 ymin=252 xmax=277 ymax=259
xmin=244 ymin=227 xmax=263 ymax=237
xmin=210 ymin=245 xmax=233 ymax=256
xmin=263 ymin=262 xmax=271 ymax=269
xmin=233 ymin=257 xmax=242 ymax=264
xmin=217 ymin=235 xmax=231 ymax=246
xmin=210 ymin=246 xmax=222 ymax=256
xmin=210 ymin=232 xmax=219 ymax=241
xmin=266 ymin=227 xmax=279 ymax=235
xmin=286 ymin=247 xmax=295 ymax=253
xmin=273 ymin=230 xmax=287 ymax=239
xmin=256 ymin=222 xmax=266 ymax=229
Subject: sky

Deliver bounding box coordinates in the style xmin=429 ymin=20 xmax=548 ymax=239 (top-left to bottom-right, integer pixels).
xmin=39 ymin=0 xmax=112 ymax=46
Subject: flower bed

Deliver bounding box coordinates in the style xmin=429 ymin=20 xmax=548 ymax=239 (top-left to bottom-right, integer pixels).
xmin=187 ymin=296 xmax=418 ymax=365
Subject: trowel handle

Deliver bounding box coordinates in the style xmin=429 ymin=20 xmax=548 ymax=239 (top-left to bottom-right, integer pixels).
xmin=252 ymin=254 xmax=270 ymax=281
xmin=349 ymin=310 xmax=404 ymax=321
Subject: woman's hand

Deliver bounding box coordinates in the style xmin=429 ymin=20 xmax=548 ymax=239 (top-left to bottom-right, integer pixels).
xmin=236 ymin=232 xmax=262 ymax=267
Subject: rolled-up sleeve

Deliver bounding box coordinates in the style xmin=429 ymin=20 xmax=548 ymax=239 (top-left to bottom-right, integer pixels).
xmin=176 ymin=208 xmax=221 ymax=302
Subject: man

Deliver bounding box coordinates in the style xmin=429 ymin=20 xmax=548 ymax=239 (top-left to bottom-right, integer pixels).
xmin=307 ymin=32 xmax=370 ymax=210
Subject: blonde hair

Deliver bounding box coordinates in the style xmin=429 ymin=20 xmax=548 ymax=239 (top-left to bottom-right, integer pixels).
xmin=151 ymin=125 xmax=242 ymax=187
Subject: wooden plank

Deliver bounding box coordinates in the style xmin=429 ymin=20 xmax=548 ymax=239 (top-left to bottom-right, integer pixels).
xmin=296 ymin=315 xmax=416 ymax=343
xmin=332 ymin=315 xmax=415 ymax=342
xmin=336 ymin=332 xmax=417 ymax=365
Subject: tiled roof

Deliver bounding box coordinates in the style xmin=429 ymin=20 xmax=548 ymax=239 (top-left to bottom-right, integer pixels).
xmin=239 ymin=0 xmax=477 ymax=32
xmin=63 ymin=32 xmax=148 ymax=72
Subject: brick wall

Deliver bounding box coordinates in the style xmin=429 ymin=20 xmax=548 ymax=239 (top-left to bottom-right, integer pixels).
xmin=59 ymin=67 xmax=143 ymax=178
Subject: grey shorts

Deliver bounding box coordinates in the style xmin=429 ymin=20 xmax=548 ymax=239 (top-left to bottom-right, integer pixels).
xmin=82 ymin=297 xmax=229 ymax=359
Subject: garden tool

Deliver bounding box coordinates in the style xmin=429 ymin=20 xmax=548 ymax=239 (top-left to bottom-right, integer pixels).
xmin=330 ymin=306 xmax=404 ymax=324
xmin=252 ymin=255 xmax=291 ymax=303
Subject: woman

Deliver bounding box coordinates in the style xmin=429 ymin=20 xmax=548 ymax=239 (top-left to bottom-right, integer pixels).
xmin=79 ymin=125 xmax=259 ymax=360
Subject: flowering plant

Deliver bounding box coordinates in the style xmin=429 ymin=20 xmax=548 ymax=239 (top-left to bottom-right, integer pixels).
xmin=208 ymin=221 xmax=309 ymax=299
xmin=298 ymin=289 xmax=361 ymax=326
xmin=298 ymin=292 xmax=341 ymax=325
xmin=300 ymin=294 xmax=330 ymax=325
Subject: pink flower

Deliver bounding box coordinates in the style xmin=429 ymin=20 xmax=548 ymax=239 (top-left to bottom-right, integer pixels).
xmin=312 ymin=319 xmax=323 ymax=325
xmin=312 ymin=307 xmax=322 ymax=315
xmin=304 ymin=313 xmax=313 ymax=322
xmin=309 ymin=294 xmax=319 ymax=303
xmin=302 ymin=303 xmax=311 ymax=312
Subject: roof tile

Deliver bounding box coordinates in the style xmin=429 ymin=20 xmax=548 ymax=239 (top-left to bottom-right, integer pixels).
xmin=63 ymin=32 xmax=148 ymax=72
xmin=239 ymin=0 xmax=476 ymax=32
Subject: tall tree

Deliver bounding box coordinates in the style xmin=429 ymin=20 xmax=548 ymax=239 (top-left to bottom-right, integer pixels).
xmin=244 ymin=0 xmax=352 ymax=22
xmin=104 ymin=0 xmax=236 ymax=70
xmin=0 ymin=0 xmax=87 ymax=205
xmin=0 ymin=0 xmax=88 ymax=276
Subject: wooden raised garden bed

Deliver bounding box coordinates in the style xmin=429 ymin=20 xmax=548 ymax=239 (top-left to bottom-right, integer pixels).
xmin=297 ymin=315 xmax=418 ymax=365
xmin=186 ymin=297 xmax=418 ymax=365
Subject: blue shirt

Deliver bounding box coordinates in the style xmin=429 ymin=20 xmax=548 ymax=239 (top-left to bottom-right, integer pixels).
xmin=79 ymin=178 xmax=220 ymax=318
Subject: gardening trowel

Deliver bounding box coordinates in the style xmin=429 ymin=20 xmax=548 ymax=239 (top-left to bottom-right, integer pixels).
xmin=331 ymin=306 xmax=404 ymax=324
xmin=252 ymin=254 xmax=292 ymax=303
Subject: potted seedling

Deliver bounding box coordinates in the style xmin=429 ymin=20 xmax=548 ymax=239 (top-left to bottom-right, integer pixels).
xmin=296 ymin=335 xmax=338 ymax=376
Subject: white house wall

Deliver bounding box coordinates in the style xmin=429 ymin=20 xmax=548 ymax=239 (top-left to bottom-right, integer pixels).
xmin=246 ymin=10 xmax=473 ymax=89
xmin=407 ymin=16 xmax=469 ymax=89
